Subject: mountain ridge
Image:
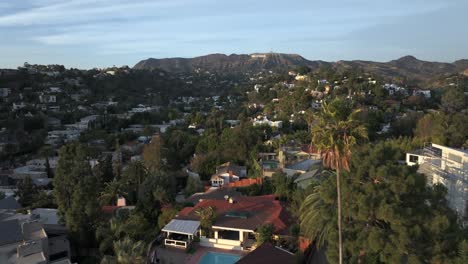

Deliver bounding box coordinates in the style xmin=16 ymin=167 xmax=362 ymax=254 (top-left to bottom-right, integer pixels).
xmin=134 ymin=53 xmax=468 ymax=86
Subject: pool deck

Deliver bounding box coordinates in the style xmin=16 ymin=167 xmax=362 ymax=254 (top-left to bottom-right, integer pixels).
xmin=187 ymin=246 xmax=246 ymax=264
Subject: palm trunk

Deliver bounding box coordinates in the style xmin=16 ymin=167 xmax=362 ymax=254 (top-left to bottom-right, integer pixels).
xmin=336 ymin=167 xmax=343 ymax=264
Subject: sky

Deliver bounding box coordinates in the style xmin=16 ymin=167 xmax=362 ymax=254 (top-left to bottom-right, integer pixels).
xmin=0 ymin=0 xmax=467 ymax=69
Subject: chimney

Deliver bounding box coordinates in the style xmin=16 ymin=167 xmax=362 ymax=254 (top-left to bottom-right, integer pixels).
xmin=117 ymin=197 xmax=126 ymax=207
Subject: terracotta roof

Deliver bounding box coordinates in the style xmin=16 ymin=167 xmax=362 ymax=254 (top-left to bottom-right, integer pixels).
xmin=177 ymin=195 xmax=292 ymax=234
xmin=236 ymin=242 xmax=294 ymax=264
xmin=101 ymin=205 xmax=121 ymax=214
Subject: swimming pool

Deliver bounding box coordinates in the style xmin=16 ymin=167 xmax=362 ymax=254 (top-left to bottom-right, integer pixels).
xmin=198 ymin=252 xmax=241 ymax=264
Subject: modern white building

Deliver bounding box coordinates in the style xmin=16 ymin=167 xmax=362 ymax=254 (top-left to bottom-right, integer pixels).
xmin=406 ymin=143 xmax=468 ymax=222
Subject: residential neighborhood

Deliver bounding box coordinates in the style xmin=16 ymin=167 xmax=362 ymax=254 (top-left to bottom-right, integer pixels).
xmin=0 ymin=56 xmax=466 ymax=264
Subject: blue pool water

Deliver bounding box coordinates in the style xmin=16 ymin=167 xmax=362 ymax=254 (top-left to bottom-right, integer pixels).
xmin=198 ymin=252 xmax=241 ymax=264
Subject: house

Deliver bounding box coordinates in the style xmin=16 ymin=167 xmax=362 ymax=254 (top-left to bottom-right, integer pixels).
xmin=48 ymin=87 xmax=62 ymax=93
xmin=162 ymin=195 xmax=291 ymax=251
xmin=294 ymin=169 xmax=322 ymax=189
xmin=0 ymin=216 xmax=72 ymax=264
xmin=406 ymin=143 xmax=468 ymax=222
xmin=210 ymin=162 xmax=246 ymax=188
xmin=225 ymin=120 xmax=240 ymax=127
xmin=413 ymin=89 xmax=431 ymax=98
xmin=252 ymin=117 xmax=283 ymax=128
xmin=278 ymin=145 xmax=321 ymax=169
xmin=39 ymin=94 xmax=57 ymax=104
xmin=236 ymin=242 xmax=294 ymax=264
xmin=210 ymin=171 xmax=239 ymax=188
xmin=12 ymin=165 xmax=47 ymax=180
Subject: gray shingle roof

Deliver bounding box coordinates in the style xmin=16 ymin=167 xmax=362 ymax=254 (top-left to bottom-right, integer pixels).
xmin=0 ymin=196 xmax=21 ymax=210
xmin=0 ymin=219 xmax=23 ymax=246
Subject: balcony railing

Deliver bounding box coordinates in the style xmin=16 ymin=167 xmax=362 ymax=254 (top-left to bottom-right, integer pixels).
xmin=164 ymin=239 xmax=187 ymax=249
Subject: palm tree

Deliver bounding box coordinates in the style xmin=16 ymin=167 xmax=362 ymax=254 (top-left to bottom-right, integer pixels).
xmin=113 ymin=237 xmax=146 ymax=264
xmin=306 ymin=99 xmax=367 ymax=264
xmin=99 ymin=180 xmax=127 ymax=206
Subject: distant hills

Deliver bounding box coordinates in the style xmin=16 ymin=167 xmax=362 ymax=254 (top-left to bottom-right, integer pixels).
xmin=134 ymin=53 xmax=468 ymax=86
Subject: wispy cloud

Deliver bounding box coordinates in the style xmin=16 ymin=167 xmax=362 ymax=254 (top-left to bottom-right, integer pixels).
xmin=0 ymin=0 xmax=466 ymax=68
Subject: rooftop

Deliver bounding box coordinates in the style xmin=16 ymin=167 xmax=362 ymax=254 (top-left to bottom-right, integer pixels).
xmin=0 ymin=219 xmax=23 ymax=246
xmin=0 ymin=196 xmax=21 ymax=210
xmin=236 ymin=242 xmax=294 ymax=264
xmin=177 ymin=195 xmax=291 ymax=234
xmin=162 ymin=219 xmax=200 ymax=235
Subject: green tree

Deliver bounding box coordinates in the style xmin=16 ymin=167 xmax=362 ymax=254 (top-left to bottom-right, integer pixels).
xmin=185 ymin=176 xmax=203 ymax=196
xmin=256 ymin=223 xmax=275 ymax=245
xmin=158 ymin=207 xmax=178 ymax=230
xmin=112 ymin=237 xmax=146 ymax=264
xmin=271 ymin=171 xmax=295 ymax=201
xmin=121 ymin=160 xmax=147 ymax=204
xmin=307 ymin=98 xmax=367 ymax=264
xmin=302 ymin=142 xmax=464 ymax=263
xmin=16 ymin=177 xmax=38 ymax=207
xmin=195 ymin=206 xmax=216 ymax=237
xmin=94 ymin=154 xmax=115 ymax=188
xmin=99 ymin=180 xmax=126 ymax=206
xmin=442 ymin=86 xmax=466 ymax=112
xmin=143 ymin=135 xmax=163 ymax=173
xmin=53 ymin=143 xmax=100 ymax=245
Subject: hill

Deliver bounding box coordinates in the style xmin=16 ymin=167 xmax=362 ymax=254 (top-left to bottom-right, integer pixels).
xmin=134 ymin=53 xmax=331 ymax=73
xmin=134 ymin=53 xmax=468 ymax=87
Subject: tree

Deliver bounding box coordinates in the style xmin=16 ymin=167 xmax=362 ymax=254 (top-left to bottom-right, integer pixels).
xmin=94 ymin=154 xmax=115 ymax=188
xmin=113 ymin=141 xmax=123 ymax=180
xmin=16 ymin=177 xmax=38 ymax=207
xmin=185 ymin=176 xmax=203 ymax=196
xmin=53 ymin=143 xmax=100 ymax=245
xmin=158 ymin=207 xmax=178 ymax=230
xmin=43 ymin=157 xmax=53 ymax=178
xmin=414 ymin=113 xmax=446 ymax=144
xmin=99 ymin=180 xmax=126 ymax=206
xmin=308 ymin=98 xmax=367 ymax=264
xmin=301 ymin=141 xmax=464 ymax=263
xmin=441 ymin=86 xmax=465 ymax=112
xmin=143 ymin=135 xmax=163 ymax=173
xmin=121 ymin=160 xmax=147 ymax=204
xmin=195 ymin=206 xmax=216 ymax=237
xmin=112 ymin=237 xmax=146 ymax=264
xmin=256 ymin=223 xmax=275 ymax=245
xmin=271 ymin=171 xmax=295 ymax=201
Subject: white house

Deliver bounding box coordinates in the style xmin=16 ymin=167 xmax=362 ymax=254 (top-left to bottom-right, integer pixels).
xmin=406 ymin=143 xmax=468 ymax=222
xmin=413 ymin=89 xmax=431 ymax=98
xmin=164 ymin=195 xmax=291 ymax=251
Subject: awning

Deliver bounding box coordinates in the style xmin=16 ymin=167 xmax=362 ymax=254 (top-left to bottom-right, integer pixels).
xmin=162 ymin=219 xmax=200 ymax=236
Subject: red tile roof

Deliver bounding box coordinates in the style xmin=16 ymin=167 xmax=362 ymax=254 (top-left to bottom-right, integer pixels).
xmin=177 ymin=195 xmax=292 ymax=235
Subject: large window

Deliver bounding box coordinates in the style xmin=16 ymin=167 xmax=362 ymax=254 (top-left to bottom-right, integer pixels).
xmin=218 ymin=230 xmax=240 ymax=241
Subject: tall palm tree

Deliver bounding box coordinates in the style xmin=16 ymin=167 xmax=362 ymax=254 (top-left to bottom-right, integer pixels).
xmin=307 ymin=99 xmax=367 ymax=264
xmin=113 ymin=237 xmax=146 ymax=264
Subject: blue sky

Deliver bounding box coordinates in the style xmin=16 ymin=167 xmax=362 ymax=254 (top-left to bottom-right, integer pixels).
xmin=0 ymin=0 xmax=467 ymax=69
